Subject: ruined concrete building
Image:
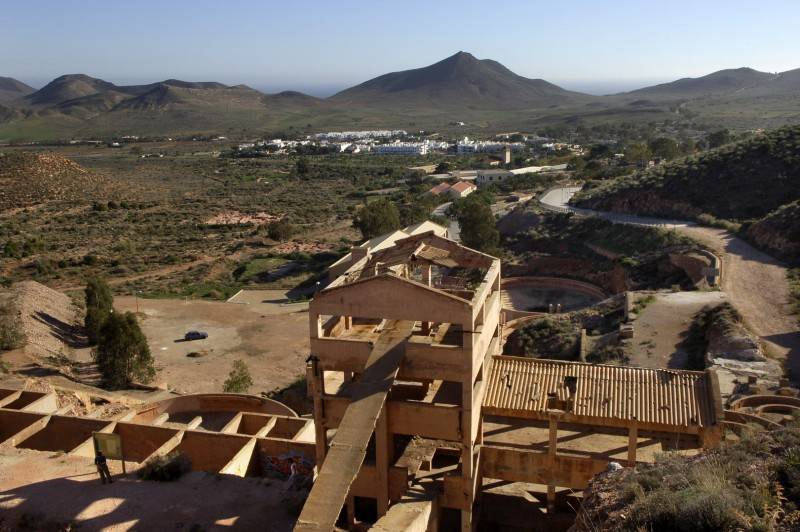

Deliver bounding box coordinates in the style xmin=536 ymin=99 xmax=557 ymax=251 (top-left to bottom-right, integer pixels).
xmin=0 ymin=231 xmax=727 ymax=531
xmin=297 ymin=231 xmax=723 ymax=531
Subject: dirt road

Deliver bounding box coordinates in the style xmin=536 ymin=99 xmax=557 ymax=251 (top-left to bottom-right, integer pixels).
xmin=542 ymin=187 xmax=800 ymax=378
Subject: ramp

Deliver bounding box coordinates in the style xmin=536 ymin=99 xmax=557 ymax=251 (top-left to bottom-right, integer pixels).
xmin=295 ymin=320 xmax=414 ymax=531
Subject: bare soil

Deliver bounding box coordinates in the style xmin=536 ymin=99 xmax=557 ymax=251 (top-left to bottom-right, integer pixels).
xmin=0 ymin=447 xmax=295 ymax=531
xmin=113 ymin=294 xmax=309 ymax=395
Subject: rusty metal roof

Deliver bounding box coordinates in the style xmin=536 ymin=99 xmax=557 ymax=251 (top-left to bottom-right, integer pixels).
xmin=484 ymin=356 xmax=717 ymax=430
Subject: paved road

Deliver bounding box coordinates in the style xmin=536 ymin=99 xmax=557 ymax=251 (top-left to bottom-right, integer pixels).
xmin=433 ymin=202 xmax=460 ymax=242
xmin=542 ymin=187 xmax=800 ymax=379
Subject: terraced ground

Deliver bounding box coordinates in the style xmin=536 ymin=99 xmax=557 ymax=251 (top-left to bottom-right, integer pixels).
xmin=542 ymin=187 xmax=800 ymax=379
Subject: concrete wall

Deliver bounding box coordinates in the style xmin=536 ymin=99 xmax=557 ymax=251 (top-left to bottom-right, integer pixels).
xmin=113 ymin=422 xmax=182 ymax=463
xmin=0 ymin=410 xmax=47 ymax=444
xmin=18 ymin=415 xmax=111 ymax=453
xmin=133 ymin=393 xmax=297 ymax=425
xmin=172 ymin=431 xmax=252 ymax=472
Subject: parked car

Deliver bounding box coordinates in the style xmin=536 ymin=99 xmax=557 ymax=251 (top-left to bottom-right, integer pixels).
xmin=184 ymin=331 xmax=208 ymax=341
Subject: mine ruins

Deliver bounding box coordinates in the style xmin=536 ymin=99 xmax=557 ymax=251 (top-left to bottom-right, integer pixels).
xmin=1 ymin=229 xmax=795 ymax=531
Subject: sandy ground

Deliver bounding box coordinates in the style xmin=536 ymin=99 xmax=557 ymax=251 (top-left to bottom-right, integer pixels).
xmin=112 ymin=293 xmax=309 ymax=395
xmin=0 ymin=448 xmax=295 ymax=531
xmin=629 ymin=291 xmax=727 ymax=369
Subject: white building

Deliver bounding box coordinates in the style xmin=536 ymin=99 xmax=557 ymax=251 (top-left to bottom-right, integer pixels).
xmin=457 ymin=137 xmax=525 ymax=154
xmin=373 ymin=141 xmax=429 ymax=156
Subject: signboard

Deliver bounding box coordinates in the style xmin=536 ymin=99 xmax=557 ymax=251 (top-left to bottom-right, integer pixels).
xmin=93 ymin=432 xmax=123 ymax=460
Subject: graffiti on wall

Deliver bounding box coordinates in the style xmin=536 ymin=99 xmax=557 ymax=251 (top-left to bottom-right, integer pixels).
xmin=261 ymin=450 xmax=314 ymax=480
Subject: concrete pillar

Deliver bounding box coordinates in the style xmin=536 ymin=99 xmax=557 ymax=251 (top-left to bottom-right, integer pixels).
xmin=376 ymin=409 xmax=390 ymax=517
xmin=627 ymin=425 xmax=638 ymax=466
xmin=547 ymin=414 xmax=559 ymax=513
xmin=307 ymin=357 xmax=327 ymax=466
xmin=425 ymin=264 xmax=433 ymax=287
xmin=346 ymin=494 xmax=357 ymax=529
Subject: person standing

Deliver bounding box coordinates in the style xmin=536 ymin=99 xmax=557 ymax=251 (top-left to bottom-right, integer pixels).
xmin=95 ymin=450 xmax=113 ymax=484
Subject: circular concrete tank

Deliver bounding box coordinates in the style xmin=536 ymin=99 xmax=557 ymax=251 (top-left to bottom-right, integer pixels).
xmin=501 ymin=276 xmax=606 ymax=313
xmin=134 ymin=393 xmax=298 ymax=431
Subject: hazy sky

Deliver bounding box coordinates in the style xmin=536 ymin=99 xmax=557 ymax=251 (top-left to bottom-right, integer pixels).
xmin=3 ymin=0 xmax=799 ymax=96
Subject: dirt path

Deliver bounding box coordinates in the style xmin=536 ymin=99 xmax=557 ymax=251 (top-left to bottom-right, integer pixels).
xmin=630 ymin=291 xmax=727 ymax=369
xmin=543 ymin=187 xmax=800 ymax=379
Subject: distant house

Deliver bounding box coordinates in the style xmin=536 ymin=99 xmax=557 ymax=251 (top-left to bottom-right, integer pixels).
xmin=427 ymin=183 xmax=452 ymax=196
xmin=448 ymin=181 xmax=476 ymax=198
xmin=426 ymin=180 xmax=476 ymax=199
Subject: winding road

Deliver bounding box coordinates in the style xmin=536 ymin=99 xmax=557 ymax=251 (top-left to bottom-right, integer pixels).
xmin=540 ymin=187 xmax=800 ymax=380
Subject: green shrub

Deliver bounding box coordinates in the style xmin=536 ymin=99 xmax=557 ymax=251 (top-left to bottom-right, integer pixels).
xmin=223 ymin=359 xmax=253 ymax=393
xmin=137 ymin=452 xmax=192 ymax=481
xmin=0 ymin=299 xmax=25 ymax=351
xmin=516 ymin=318 xmax=579 ymax=360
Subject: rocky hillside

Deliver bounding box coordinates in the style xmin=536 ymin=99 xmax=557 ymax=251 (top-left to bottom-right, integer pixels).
xmin=0 ymin=151 xmax=112 ymax=210
xmin=575 ymin=426 xmax=800 ymax=531
xmin=746 ymin=200 xmax=800 ymax=265
xmin=573 ymin=125 xmax=800 ymax=221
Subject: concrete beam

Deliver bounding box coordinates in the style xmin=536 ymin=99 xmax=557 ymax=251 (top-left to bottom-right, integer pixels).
xmin=219 ymin=437 xmax=257 ymax=477
xmin=372 ymin=485 xmax=437 ymax=532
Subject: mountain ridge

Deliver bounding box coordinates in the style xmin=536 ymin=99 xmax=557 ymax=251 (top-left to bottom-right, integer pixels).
xmin=1 ymin=52 xmax=799 ymax=139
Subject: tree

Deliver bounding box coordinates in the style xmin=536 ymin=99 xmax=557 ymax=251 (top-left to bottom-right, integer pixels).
xmin=267 ymin=220 xmax=295 ymax=241
xmin=223 ymin=360 xmax=253 ymax=393
xmin=648 ymin=137 xmax=680 ymax=160
xmin=295 ymin=157 xmax=309 ymax=176
xmin=352 ymin=199 xmax=401 ymax=239
xmin=625 ymin=143 xmax=652 ymax=167
xmin=85 ymin=277 xmax=113 ymax=345
xmin=456 ymin=194 xmax=499 ymax=253
xmin=588 ymin=144 xmax=613 ymax=160
xmin=93 ymin=312 xmax=155 ymax=389
xmin=434 ymin=162 xmax=451 ymax=174
xmin=708 ymin=129 xmax=732 ymax=149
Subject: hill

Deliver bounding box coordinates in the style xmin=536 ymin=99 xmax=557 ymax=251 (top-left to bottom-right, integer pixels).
xmin=330 ymin=51 xmax=590 ymax=110
xmin=619 ymin=67 xmax=775 ymax=99
xmin=746 ymin=200 xmax=800 ymax=264
xmin=575 ymin=426 xmax=800 ymax=531
xmin=24 ymin=74 xmax=119 ymax=107
xmin=572 ymin=125 xmax=800 ymax=221
xmin=0 ymin=77 xmax=34 ymax=103
xmin=0 ymin=151 xmax=113 ymax=210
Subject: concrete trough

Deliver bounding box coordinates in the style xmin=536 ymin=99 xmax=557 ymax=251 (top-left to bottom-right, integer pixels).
xmin=236 ymin=413 xmax=274 ymax=436
xmin=112 ymin=422 xmax=182 ymax=463
xmin=2 ymin=390 xmax=56 ymax=412
xmin=0 ymin=409 xmax=48 ymax=445
xmin=268 ymin=417 xmax=309 ymax=440
xmin=171 ymin=430 xmax=253 ymax=473
xmin=17 ymin=415 xmax=112 ymax=453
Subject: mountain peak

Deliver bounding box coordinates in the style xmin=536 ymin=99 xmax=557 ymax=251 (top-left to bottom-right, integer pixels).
xmin=330 ymin=52 xmax=584 ymax=110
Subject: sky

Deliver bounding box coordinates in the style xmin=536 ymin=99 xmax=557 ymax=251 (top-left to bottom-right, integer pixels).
xmin=2 ymin=0 xmax=799 ymax=96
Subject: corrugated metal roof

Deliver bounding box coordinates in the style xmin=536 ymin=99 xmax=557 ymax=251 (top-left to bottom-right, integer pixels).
xmin=484 ymin=356 xmax=716 ymax=429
